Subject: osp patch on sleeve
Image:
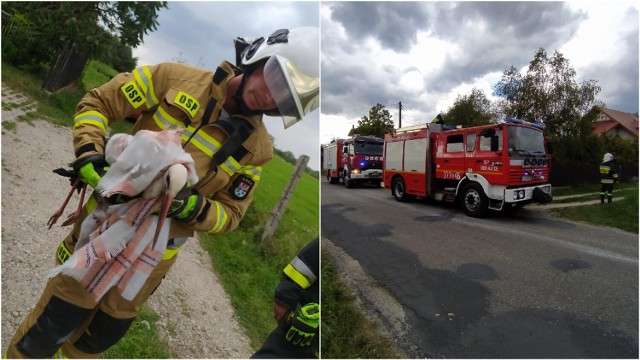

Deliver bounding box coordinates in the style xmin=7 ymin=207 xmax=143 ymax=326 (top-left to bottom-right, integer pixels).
xmin=120 ymin=81 xmax=147 ymax=109
xmin=173 ymin=91 xmax=200 ymax=118
xmin=229 ymin=175 xmax=255 ymax=200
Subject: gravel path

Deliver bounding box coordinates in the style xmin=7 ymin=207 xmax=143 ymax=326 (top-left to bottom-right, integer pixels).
xmin=0 ymin=86 xmax=252 ymax=358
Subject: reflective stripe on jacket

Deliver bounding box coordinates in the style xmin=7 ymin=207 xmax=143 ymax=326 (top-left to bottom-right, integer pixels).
xmin=72 ymin=61 xmax=273 ymax=239
xmin=275 ymin=239 xmax=319 ymax=310
xmin=599 ymin=160 xmax=619 ymax=184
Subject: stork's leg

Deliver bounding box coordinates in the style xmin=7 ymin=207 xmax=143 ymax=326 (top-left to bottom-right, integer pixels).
xmin=47 ymin=178 xmax=82 ymax=229
xmin=62 ymin=183 xmax=88 ymax=227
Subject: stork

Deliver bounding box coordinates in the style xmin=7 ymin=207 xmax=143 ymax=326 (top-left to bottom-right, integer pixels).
xmin=144 ymin=163 xmax=189 ymax=247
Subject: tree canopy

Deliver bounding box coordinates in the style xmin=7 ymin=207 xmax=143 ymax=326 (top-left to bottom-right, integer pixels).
xmin=353 ymin=103 xmax=395 ymax=138
xmin=493 ymin=48 xmax=603 ymax=139
xmin=444 ymin=88 xmax=495 ymax=127
xmin=2 ymin=2 xmax=167 ymax=68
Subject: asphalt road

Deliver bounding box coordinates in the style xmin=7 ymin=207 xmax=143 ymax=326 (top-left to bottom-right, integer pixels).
xmin=321 ymin=181 xmax=638 ymax=358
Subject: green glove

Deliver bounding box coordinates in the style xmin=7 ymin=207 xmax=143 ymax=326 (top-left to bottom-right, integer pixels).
xmin=167 ymin=187 xmax=202 ymax=221
xmin=73 ymin=155 xmax=109 ymax=190
xmin=284 ymin=303 xmax=319 ymax=347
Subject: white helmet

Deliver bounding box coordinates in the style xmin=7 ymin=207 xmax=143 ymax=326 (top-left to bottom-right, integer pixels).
xmin=603 ymin=153 xmax=613 ymax=162
xmin=240 ymin=27 xmax=319 ymax=129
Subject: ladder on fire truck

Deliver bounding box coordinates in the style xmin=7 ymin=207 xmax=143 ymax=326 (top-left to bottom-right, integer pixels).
xmin=393 ymin=123 xmax=442 ymax=134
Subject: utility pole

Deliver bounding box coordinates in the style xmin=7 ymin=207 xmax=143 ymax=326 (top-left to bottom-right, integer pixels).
xmin=397 ymin=101 xmax=403 ymax=129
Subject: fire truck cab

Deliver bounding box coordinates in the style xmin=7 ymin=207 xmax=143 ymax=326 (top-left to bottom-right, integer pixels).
xmin=384 ymin=118 xmax=553 ymax=217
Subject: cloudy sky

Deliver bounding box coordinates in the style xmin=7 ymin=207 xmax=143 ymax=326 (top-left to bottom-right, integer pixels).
xmin=132 ymin=2 xmax=321 ymax=169
xmin=320 ymin=1 xmax=639 ymax=145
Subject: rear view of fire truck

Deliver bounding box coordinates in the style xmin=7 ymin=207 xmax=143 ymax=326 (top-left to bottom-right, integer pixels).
xmin=384 ymin=118 xmax=553 ymax=217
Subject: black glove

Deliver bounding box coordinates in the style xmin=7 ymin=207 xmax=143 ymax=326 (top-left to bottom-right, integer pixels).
xmin=167 ymin=187 xmax=202 ymax=221
xmin=284 ymin=303 xmax=319 ymax=348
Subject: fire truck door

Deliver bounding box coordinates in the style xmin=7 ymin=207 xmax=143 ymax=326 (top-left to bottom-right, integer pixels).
xmin=472 ymin=128 xmax=504 ymax=183
xmin=437 ymin=133 xmax=465 ymax=181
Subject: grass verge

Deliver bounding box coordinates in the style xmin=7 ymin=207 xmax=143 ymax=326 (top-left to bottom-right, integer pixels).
xmin=550 ymin=182 xmax=638 ymax=233
xmin=321 ymin=250 xmax=401 ymax=358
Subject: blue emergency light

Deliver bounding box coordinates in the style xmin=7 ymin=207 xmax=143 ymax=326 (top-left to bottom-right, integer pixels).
xmin=504 ymin=116 xmax=543 ymax=129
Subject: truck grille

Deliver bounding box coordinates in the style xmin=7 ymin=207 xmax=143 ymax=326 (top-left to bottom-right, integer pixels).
xmin=508 ymin=167 xmax=550 ymax=184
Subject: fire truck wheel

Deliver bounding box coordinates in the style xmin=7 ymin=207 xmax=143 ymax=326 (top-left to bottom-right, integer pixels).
xmin=461 ymin=182 xmax=489 ymax=217
xmin=392 ymin=177 xmax=413 ymax=202
xmin=343 ymin=170 xmax=354 ymax=188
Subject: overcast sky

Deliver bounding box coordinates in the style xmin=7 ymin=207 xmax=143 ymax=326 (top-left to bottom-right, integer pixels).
xmin=320 ymin=1 xmax=639 ymax=145
xmin=132 ymin=1 xmax=321 ymax=169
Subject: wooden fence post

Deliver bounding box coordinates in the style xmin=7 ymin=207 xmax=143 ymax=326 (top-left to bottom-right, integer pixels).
xmin=260 ymin=154 xmax=310 ymax=243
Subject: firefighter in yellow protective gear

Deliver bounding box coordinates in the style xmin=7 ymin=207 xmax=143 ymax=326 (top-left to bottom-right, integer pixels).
xmin=7 ymin=27 xmax=319 ymax=359
xmin=252 ymin=238 xmax=319 ymax=359
xmin=599 ymin=152 xmax=619 ymax=204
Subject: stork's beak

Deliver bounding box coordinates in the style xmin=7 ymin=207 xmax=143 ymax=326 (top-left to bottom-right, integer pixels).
xmin=151 ymin=164 xmax=188 ymax=248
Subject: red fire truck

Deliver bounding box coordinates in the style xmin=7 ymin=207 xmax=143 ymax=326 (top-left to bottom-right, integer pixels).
xmin=322 ymin=135 xmax=384 ymax=188
xmin=383 ymin=118 xmax=553 ymax=217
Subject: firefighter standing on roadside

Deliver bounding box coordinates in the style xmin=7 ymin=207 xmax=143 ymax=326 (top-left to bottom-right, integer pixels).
xmin=252 ymin=238 xmax=320 ymax=359
xmin=599 ymin=152 xmax=619 ymax=204
xmin=6 ymin=27 xmax=319 ymax=359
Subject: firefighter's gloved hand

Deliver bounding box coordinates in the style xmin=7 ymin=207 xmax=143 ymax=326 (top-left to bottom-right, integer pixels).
xmin=73 ymin=154 xmax=109 ymax=190
xmin=284 ymin=303 xmax=319 ymax=347
xmin=167 ymin=187 xmax=201 ymax=221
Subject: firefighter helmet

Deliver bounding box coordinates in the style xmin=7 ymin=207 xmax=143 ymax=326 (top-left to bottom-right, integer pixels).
xmin=603 ymin=153 xmax=613 ymax=162
xmin=240 ymin=27 xmax=319 ymax=129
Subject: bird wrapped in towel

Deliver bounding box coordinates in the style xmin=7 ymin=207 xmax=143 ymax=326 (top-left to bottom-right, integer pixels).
xmin=48 ymin=129 xmax=199 ymax=302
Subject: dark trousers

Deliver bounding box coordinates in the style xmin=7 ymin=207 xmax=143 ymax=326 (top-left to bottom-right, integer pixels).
xmin=251 ymin=325 xmax=318 ymax=359
xmin=600 ymin=183 xmax=614 ymax=203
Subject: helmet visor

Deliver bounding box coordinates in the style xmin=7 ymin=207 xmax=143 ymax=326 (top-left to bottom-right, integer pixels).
xmin=263 ymin=55 xmax=319 ymax=128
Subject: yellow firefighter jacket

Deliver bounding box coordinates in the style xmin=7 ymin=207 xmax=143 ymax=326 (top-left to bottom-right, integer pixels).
xmin=72 ymin=61 xmax=273 ymax=239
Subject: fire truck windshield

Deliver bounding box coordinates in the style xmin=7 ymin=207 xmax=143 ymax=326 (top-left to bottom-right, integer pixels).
xmin=507 ymin=126 xmax=547 ymax=157
xmin=354 ymin=141 xmax=384 ymax=156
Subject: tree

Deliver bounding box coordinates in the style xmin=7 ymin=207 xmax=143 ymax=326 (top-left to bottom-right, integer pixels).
xmin=2 ymin=2 xmax=166 ymax=67
xmin=95 ymin=32 xmax=138 ymax=72
xmin=353 ymin=103 xmax=395 ymax=138
xmin=493 ymin=48 xmax=602 ymax=139
xmin=444 ymin=88 xmax=495 ymax=127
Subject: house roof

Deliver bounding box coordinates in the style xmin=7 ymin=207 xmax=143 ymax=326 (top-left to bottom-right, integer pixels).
xmin=593 ymin=107 xmax=639 ymax=137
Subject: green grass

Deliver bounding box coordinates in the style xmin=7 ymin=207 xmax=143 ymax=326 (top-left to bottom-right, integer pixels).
xmin=552 ymin=187 xmax=636 ymax=204
xmin=551 ymin=182 xmax=638 ymax=233
xmin=1 ymin=61 xmax=84 ymax=127
xmin=82 ymin=60 xmax=119 ymax=91
xmin=552 ymin=182 xmax=638 ymax=197
xmin=102 ymin=305 xmax=173 ymax=359
xmin=321 ymin=251 xmax=401 ymax=358
xmin=199 ymin=155 xmax=320 ymax=350
xmin=2 ymin=120 xmax=17 ymax=132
